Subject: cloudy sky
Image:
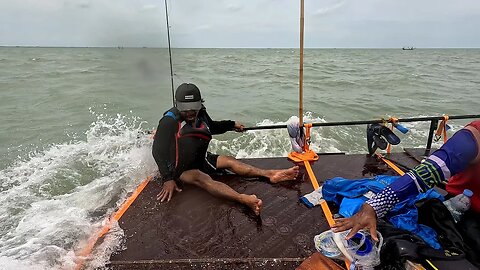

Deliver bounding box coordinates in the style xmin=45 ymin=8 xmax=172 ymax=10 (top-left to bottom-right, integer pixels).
xmin=1 ymin=0 xmax=480 ymax=48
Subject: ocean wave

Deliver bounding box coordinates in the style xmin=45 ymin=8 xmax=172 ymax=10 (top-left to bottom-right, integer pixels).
xmin=0 ymin=112 xmax=156 ymax=270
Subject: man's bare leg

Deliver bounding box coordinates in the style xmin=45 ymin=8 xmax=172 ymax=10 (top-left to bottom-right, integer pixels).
xmin=180 ymin=169 xmax=262 ymax=215
xmin=216 ymin=156 xmax=300 ymax=183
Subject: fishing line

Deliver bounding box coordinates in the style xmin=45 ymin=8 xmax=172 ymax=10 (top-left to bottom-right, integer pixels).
xmin=164 ymin=0 xmax=175 ymax=106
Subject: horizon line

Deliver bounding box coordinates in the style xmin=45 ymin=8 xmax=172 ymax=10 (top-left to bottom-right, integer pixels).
xmin=1 ymin=45 xmax=480 ymax=49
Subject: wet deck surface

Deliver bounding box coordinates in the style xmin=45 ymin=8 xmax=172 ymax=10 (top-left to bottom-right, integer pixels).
xmin=107 ymin=150 xmax=422 ymax=269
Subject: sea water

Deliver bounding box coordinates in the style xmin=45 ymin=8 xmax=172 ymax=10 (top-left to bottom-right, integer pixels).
xmin=0 ymin=47 xmax=479 ymax=269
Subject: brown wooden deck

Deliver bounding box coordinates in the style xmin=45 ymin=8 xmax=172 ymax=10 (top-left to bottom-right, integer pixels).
xmin=105 ymin=150 xmax=423 ymax=270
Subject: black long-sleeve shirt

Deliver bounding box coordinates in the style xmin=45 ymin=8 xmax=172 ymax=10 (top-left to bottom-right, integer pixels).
xmin=152 ymin=107 xmax=235 ymax=183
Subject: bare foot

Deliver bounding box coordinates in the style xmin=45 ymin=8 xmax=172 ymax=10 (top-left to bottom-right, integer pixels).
xmin=269 ymin=166 xmax=300 ymax=183
xmin=244 ymin=195 xmax=263 ymax=216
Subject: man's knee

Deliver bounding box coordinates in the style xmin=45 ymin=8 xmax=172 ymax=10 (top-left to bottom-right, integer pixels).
xmin=180 ymin=169 xmax=212 ymax=186
xmin=216 ymin=155 xmax=238 ymax=169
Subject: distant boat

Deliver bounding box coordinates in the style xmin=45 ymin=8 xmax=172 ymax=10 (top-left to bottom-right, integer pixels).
xmin=402 ymin=46 xmax=415 ymax=50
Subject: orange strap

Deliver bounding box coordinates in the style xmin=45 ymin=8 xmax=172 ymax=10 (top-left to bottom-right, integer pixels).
xmin=289 ymin=150 xmax=319 ymax=163
xmin=434 ymin=115 xmax=449 ymax=143
xmin=376 ymin=153 xmax=405 ymax=176
xmin=75 ymin=176 xmax=152 ymax=270
xmin=288 ymin=123 xmax=319 ymax=162
xmin=320 ymin=199 xmax=334 ymax=227
xmin=287 ymin=122 xmax=348 ymax=267
xmin=302 ymin=160 xmax=348 ymax=268
xmin=303 ymin=160 xmax=319 ymax=190
xmin=304 ymin=123 xmax=312 ymax=151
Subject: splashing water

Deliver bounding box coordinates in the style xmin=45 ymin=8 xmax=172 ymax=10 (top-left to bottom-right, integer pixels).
xmin=0 ymin=112 xmax=156 ymax=269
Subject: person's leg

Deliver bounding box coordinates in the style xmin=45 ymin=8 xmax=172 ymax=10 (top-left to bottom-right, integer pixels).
xmin=179 ymin=169 xmax=262 ymax=215
xmin=215 ymin=155 xmax=300 ymax=183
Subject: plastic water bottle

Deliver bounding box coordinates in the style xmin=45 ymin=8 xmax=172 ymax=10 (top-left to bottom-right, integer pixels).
xmin=314 ymin=229 xmax=382 ymax=269
xmin=443 ymin=189 xmax=473 ymax=223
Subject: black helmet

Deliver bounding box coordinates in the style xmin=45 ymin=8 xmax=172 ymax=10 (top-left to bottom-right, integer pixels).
xmin=175 ymin=83 xmax=202 ymax=111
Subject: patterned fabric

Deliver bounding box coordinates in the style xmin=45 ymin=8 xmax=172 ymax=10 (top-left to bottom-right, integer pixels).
xmin=322 ymin=175 xmax=398 ymax=217
xmin=366 ymin=186 xmax=399 ymax=218
xmin=410 ymin=157 xmax=446 ymax=189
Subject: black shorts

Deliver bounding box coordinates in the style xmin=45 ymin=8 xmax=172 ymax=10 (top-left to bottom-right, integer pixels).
xmin=201 ymin=152 xmax=222 ymax=175
xmin=156 ymin=152 xmax=224 ymax=183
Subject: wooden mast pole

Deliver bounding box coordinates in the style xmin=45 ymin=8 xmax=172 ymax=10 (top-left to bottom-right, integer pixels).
xmin=299 ymin=0 xmax=305 ymax=126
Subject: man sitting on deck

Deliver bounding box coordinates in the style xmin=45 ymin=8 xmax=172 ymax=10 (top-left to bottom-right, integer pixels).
xmin=152 ymin=83 xmax=299 ymax=215
xmin=332 ymin=120 xmax=480 ymax=263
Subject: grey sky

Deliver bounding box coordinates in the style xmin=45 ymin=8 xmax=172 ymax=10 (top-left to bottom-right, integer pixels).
xmin=1 ymin=0 xmax=480 ymax=48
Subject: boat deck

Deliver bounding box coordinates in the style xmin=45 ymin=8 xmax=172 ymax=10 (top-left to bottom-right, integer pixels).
xmin=106 ymin=149 xmax=425 ymax=270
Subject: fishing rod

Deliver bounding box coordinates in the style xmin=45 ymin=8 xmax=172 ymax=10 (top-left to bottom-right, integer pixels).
xmin=243 ymin=114 xmax=480 ymax=131
xmin=164 ymin=0 xmax=175 ymax=106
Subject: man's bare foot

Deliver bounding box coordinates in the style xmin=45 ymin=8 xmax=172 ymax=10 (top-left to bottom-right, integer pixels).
xmin=269 ymin=166 xmax=300 ymax=183
xmin=243 ymin=194 xmax=263 ymax=215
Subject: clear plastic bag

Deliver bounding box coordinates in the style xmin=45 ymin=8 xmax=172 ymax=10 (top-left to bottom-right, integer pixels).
xmin=314 ymin=229 xmax=383 ymax=269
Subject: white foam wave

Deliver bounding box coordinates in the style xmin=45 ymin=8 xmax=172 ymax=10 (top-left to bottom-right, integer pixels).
xmin=210 ymin=113 xmax=343 ymax=158
xmin=0 ymin=112 xmax=157 ymax=270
